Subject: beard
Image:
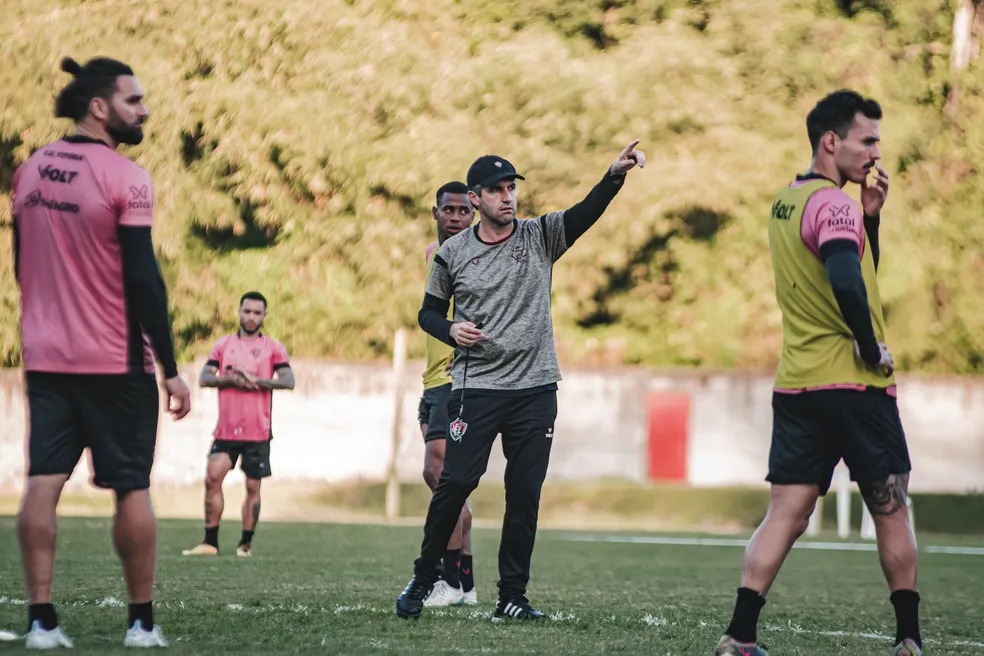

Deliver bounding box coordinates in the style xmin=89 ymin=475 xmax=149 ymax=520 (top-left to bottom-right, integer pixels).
xmin=106 ymin=109 xmax=144 ymax=145
xmin=240 ymin=320 xmax=262 ymax=336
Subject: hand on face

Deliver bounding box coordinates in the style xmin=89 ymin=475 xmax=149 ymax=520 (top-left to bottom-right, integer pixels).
xmin=861 ymin=164 xmax=889 ymax=216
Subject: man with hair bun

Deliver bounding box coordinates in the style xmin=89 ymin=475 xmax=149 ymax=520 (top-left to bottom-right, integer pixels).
xmin=11 ymin=55 xmax=189 ymax=649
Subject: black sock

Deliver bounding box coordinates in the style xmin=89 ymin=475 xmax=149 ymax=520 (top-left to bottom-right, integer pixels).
xmin=890 ymin=589 xmax=921 ymax=647
xmin=240 ymin=530 xmax=255 ymax=546
xmin=459 ymin=554 xmax=474 ymax=592
xmin=725 ymin=587 xmax=766 ymax=644
xmin=442 ymin=549 xmax=461 ymax=588
xmin=204 ymin=525 xmax=219 ymax=549
xmin=28 ymin=603 xmax=58 ymax=632
xmin=128 ymin=602 xmax=154 ymax=630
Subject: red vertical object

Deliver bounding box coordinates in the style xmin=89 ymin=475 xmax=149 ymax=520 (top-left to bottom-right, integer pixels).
xmin=647 ymin=392 xmax=690 ymax=482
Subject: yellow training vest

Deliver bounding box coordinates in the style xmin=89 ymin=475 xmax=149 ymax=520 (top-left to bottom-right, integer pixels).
xmin=421 ymin=244 xmax=455 ymax=389
xmin=769 ymin=178 xmax=894 ymax=389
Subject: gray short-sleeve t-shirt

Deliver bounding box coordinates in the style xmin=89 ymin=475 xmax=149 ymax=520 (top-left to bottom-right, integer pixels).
xmin=427 ymin=213 xmax=567 ymax=392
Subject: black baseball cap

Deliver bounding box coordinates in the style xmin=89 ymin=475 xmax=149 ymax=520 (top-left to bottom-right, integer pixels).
xmin=466 ymin=155 xmax=526 ymax=188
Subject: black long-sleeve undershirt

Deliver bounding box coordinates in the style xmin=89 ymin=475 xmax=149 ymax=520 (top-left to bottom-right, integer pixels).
xmin=562 ymin=169 xmax=625 ymax=247
xmin=119 ymin=226 xmax=178 ymax=378
xmin=820 ymin=239 xmax=880 ymax=365
xmin=418 ymin=291 xmax=455 ymax=346
xmin=864 ymin=213 xmax=880 ymax=270
xmin=11 ymin=219 xmax=19 ymax=284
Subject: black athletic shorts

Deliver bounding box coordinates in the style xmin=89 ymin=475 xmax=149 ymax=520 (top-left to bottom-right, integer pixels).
xmin=26 ymin=371 xmax=159 ymax=492
xmin=767 ymin=389 xmax=912 ymax=495
xmin=418 ymin=383 xmax=452 ymax=443
xmin=210 ymin=439 xmax=272 ymax=479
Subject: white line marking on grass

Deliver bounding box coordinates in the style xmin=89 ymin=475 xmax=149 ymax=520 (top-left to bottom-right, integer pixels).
xmin=925 ymin=545 xmax=984 ymax=556
xmin=97 ymin=596 xmax=125 ymax=608
xmin=548 ymin=611 xmax=577 ymax=621
xmin=641 ymin=613 xmax=667 ymax=627
xmin=555 ymin=533 xmax=984 ymax=556
xmin=3 ymin=597 xmax=982 ymax=648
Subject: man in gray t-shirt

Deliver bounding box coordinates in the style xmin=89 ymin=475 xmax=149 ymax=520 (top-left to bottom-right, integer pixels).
xmin=396 ymin=141 xmax=646 ymax=621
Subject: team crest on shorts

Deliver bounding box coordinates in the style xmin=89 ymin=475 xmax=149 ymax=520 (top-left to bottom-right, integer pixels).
xmin=449 ymin=418 xmax=468 ymax=442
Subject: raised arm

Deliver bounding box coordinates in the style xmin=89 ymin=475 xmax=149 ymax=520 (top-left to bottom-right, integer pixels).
xmin=860 ymin=164 xmax=889 ymax=271
xmin=562 ymin=140 xmax=646 ymax=246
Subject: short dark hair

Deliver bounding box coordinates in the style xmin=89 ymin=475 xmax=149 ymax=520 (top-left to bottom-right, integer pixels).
xmin=54 ymin=56 xmax=135 ymax=122
xmin=240 ymin=291 xmax=267 ymax=309
xmin=806 ymin=90 xmax=882 ymax=155
xmin=435 ymin=181 xmax=468 ymax=206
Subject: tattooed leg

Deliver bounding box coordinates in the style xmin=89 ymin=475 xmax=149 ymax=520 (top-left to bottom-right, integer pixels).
xmin=861 ymin=474 xmax=918 ymax=591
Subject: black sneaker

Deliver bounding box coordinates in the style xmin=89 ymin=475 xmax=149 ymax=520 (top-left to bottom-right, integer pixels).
xmin=396 ymin=576 xmax=433 ymax=619
xmin=492 ymin=596 xmax=546 ymax=622
xmin=714 ymin=634 xmax=769 ymax=656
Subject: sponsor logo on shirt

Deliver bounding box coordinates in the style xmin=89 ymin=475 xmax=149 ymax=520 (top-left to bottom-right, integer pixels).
xmin=38 ymin=164 xmax=79 ymax=184
xmin=510 ymin=244 xmax=528 ymax=263
xmin=42 ymin=150 xmax=84 ymax=161
xmin=128 ymin=185 xmax=152 ymax=211
xmin=771 ymin=199 xmax=796 ymax=221
xmin=827 ymin=204 xmax=856 ymax=232
xmin=24 ymin=190 xmax=80 ymax=214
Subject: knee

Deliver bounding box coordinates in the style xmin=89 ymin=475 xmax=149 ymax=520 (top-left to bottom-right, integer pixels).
xmin=441 ymin=472 xmax=480 ymax=495
xmin=205 ymin=474 xmax=223 ymax=492
xmin=766 ymin=500 xmax=816 ymax=538
xmin=423 ymin=463 xmax=441 ymax=490
xmin=861 ymin=474 xmax=910 ymax=518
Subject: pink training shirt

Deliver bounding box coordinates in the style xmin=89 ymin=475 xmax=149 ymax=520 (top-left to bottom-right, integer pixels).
xmin=777 ymin=182 xmax=896 ymax=397
xmin=208 ymin=333 xmax=291 ymax=442
xmin=13 ymin=137 xmax=156 ymax=374
xmin=798 ymin=184 xmax=865 ymax=259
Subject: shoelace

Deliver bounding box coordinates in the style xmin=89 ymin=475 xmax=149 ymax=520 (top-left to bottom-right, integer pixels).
xmin=404 ymin=580 xmax=430 ymax=600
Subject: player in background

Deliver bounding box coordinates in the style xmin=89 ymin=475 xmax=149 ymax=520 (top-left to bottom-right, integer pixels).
xmin=713 ymin=90 xmax=921 ymax=656
xmin=417 ymin=181 xmax=478 ymax=607
xmin=13 ymin=56 xmax=190 ymax=648
xmin=182 ymin=292 xmax=294 ymax=558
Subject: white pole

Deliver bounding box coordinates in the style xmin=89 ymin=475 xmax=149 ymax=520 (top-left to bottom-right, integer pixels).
xmin=806 ymin=496 xmax=822 ymax=537
xmin=860 ymin=493 xmax=916 ymax=541
xmin=860 ymin=503 xmax=876 ymax=540
xmin=384 ymin=328 xmax=408 ymax=522
xmin=836 ymin=465 xmax=851 ymax=539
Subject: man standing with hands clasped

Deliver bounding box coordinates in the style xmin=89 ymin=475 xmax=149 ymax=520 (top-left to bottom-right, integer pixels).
xmin=396 ymin=141 xmax=645 ymax=621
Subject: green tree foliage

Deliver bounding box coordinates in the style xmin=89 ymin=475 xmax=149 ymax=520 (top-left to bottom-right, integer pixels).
xmin=1 ymin=0 xmax=981 ymax=371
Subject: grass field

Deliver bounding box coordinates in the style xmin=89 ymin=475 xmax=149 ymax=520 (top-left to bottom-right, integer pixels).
xmin=0 ymin=517 xmax=982 ymax=654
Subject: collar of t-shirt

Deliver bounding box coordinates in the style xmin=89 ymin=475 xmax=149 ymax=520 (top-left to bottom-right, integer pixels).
xmin=795 ymin=172 xmax=837 ymax=185
xmin=62 ymin=135 xmax=112 ymax=148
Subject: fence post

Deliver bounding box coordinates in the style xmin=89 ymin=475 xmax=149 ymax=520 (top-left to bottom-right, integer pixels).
xmin=385 ymin=328 xmax=408 ymax=522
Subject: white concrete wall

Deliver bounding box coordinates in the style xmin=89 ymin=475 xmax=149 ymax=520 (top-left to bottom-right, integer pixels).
xmin=1 ymin=363 xmax=981 ymax=493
